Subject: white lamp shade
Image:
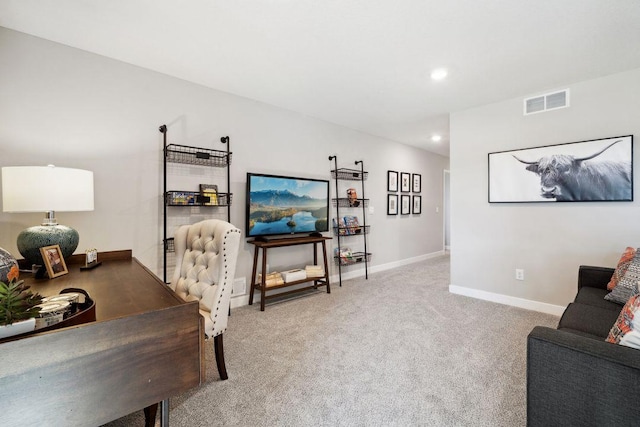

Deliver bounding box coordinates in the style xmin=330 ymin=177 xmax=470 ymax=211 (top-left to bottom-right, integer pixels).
xmin=2 ymin=166 xmax=94 ymax=213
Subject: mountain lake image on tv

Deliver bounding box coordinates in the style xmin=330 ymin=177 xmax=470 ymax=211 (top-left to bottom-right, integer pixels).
xmin=246 ymin=173 xmax=329 ymax=238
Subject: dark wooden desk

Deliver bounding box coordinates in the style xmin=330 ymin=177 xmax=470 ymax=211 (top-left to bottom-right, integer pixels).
xmin=0 ymin=250 xmax=203 ymax=427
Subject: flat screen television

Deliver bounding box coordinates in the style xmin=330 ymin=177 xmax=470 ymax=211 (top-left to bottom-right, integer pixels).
xmin=246 ymin=172 xmax=329 ymax=239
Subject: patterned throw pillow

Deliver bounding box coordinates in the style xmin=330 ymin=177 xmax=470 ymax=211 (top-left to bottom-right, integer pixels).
xmin=606 ymin=293 xmax=640 ymax=350
xmin=605 ymin=250 xmax=640 ymax=305
xmin=607 ymin=247 xmax=636 ymax=291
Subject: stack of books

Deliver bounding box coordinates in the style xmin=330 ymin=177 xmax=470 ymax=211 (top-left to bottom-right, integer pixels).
xmin=305 ymin=265 xmax=325 ymax=278
xmin=343 ymin=215 xmax=361 ymax=235
xmin=333 ymin=216 xmax=361 ymax=235
xmin=257 ymin=272 xmax=284 ymax=287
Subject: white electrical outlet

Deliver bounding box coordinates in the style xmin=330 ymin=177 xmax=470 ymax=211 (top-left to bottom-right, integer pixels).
xmin=515 ymin=269 xmax=524 ymax=281
xmin=369 ymin=206 xmax=374 ymax=214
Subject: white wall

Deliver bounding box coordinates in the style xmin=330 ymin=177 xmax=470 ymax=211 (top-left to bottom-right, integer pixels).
xmin=0 ymin=28 xmax=448 ymax=302
xmin=450 ymin=67 xmax=640 ymax=314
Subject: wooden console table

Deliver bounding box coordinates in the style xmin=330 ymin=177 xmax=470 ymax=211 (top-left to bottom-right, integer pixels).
xmin=248 ymin=235 xmax=331 ymax=311
xmin=0 ymin=250 xmax=203 ymax=427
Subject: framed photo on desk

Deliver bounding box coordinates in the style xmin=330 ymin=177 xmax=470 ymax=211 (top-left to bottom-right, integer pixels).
xmin=40 ymin=245 xmax=68 ymax=278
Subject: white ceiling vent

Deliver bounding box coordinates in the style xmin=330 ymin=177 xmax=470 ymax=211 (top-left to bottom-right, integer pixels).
xmin=524 ymin=89 xmax=569 ymax=115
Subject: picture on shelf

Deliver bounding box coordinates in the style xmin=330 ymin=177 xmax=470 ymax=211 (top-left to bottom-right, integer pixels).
xmin=412 ymin=173 xmax=421 ymax=193
xmin=400 ymin=172 xmax=411 ymax=192
xmin=387 ymin=194 xmax=398 ymax=215
xmin=387 ymin=170 xmax=399 ymax=192
xmin=412 ymin=195 xmax=422 ymax=214
xmin=346 ymin=188 xmax=360 ymax=207
xmin=40 ymin=245 xmax=68 ymax=279
xmin=199 ymin=184 xmax=218 ymax=205
xmin=401 ymin=194 xmax=411 ymax=215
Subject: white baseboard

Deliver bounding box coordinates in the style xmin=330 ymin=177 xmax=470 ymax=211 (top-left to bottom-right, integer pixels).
xmin=330 ymin=250 xmax=446 ymax=284
xmin=231 ymin=251 xmax=448 ymax=308
xmin=448 ymin=284 xmax=566 ymax=316
xmin=230 ymin=294 xmax=250 ymax=309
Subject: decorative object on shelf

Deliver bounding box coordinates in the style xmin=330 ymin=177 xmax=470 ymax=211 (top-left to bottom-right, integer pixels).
xmin=0 ymin=276 xmax=43 ymax=339
xmin=400 ymin=172 xmax=410 ymax=192
xmin=257 ymin=272 xmax=284 ymax=288
xmin=332 ymin=217 xmax=347 ymax=235
xmin=412 ymin=173 xmax=422 ymax=193
xmin=401 ymin=195 xmax=411 ymax=215
xmin=387 ymin=170 xmax=398 ymax=192
xmin=346 ymin=188 xmax=360 ymax=207
xmin=343 ymin=215 xmax=361 ymax=234
xmin=333 ymin=217 xmax=369 ymax=236
xmin=39 ymin=245 xmax=69 ymax=279
xmin=281 ymin=269 xmax=307 ymax=283
xmin=305 ymin=265 xmax=325 ymax=278
xmin=334 ymin=246 xmax=353 ymax=262
xmin=387 ymin=194 xmax=398 ymax=215
xmin=413 ymin=195 xmax=422 ymax=214
xmin=200 ymin=184 xmax=218 ymax=206
xmin=1 ymin=165 xmax=94 ymax=266
xmin=80 ymin=248 xmax=101 ymax=271
xmin=333 ymin=246 xmax=371 ymax=266
xmin=0 ymin=247 xmax=18 ymax=284
xmin=488 ymin=135 xmax=633 ymax=203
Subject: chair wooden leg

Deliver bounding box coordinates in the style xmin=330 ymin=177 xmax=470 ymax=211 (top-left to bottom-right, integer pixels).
xmin=143 ymin=403 xmax=158 ymax=427
xmin=214 ymin=333 xmax=228 ymax=380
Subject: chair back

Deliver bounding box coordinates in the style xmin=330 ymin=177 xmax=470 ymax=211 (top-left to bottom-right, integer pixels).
xmin=170 ymin=219 xmax=241 ymax=338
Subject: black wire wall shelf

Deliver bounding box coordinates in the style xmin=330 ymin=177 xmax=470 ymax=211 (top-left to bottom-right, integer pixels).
xmin=331 ymin=168 xmax=368 ymax=181
xmin=333 ymin=225 xmax=370 ymax=236
xmin=164 ymin=238 xmax=175 ymax=253
xmin=334 ymin=252 xmax=372 ymax=266
xmin=332 ymin=198 xmax=369 ymax=208
xmin=166 ymin=144 xmax=232 ymax=167
xmin=165 ymin=191 xmax=233 ymax=207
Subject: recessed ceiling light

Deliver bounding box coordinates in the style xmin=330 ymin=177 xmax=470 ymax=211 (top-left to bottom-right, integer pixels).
xmin=430 ymin=68 xmax=448 ymax=81
xmin=431 ymin=135 xmax=442 ymax=142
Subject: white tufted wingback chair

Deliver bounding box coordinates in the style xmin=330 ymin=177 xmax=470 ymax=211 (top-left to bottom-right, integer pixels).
xmin=169 ymin=219 xmax=242 ymax=380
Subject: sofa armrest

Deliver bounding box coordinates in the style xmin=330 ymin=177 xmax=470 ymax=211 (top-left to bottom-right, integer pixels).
xmin=527 ymin=326 xmax=640 ymax=427
xmin=578 ymin=265 xmax=614 ymax=290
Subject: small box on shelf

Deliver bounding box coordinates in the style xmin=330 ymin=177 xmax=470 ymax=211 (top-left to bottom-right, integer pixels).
xmin=281 ymin=269 xmax=307 ymax=283
xmin=305 ymin=265 xmax=325 ymax=278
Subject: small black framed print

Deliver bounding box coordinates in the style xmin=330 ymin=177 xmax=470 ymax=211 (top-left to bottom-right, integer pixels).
xmin=412 ymin=173 xmax=421 ymax=193
xmin=387 ymin=170 xmax=398 ymax=192
xmin=401 ymin=195 xmax=411 ymax=215
xmin=412 ymin=195 xmax=422 ymax=214
xmin=400 ymin=172 xmax=410 ymax=192
xmin=387 ymin=194 xmax=398 ymax=215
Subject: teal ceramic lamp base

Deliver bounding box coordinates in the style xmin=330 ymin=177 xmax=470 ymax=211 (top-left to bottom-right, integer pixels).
xmin=16 ymin=225 xmax=79 ymax=267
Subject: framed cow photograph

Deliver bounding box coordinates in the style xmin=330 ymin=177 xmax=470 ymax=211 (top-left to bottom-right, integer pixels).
xmin=488 ymin=135 xmax=633 ymax=203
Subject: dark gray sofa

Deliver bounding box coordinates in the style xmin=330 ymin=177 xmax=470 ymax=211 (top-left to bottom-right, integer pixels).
xmin=527 ymin=265 xmax=640 ymax=426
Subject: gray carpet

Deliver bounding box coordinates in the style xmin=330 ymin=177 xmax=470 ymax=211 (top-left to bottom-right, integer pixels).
xmin=104 ymin=255 xmax=558 ymax=426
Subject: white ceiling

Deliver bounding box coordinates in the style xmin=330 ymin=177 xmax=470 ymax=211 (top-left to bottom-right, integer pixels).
xmin=2 ymin=1 xmax=640 ymax=157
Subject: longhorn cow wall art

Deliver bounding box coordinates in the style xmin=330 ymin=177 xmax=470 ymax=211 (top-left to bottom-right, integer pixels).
xmin=488 ymin=135 xmax=633 ymax=203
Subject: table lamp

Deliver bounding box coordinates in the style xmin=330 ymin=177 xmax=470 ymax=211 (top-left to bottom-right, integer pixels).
xmin=1 ymin=165 xmax=94 ymax=267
